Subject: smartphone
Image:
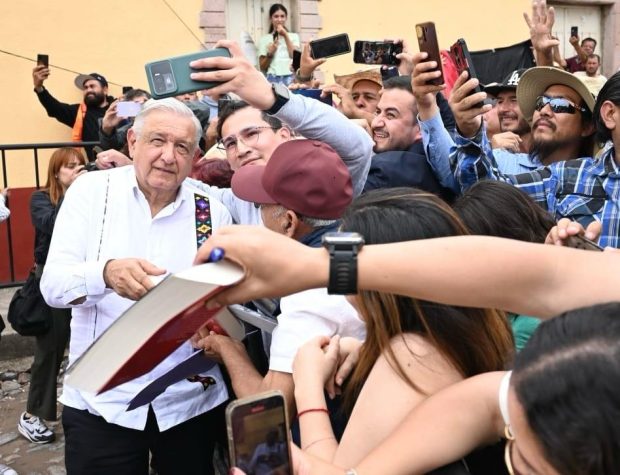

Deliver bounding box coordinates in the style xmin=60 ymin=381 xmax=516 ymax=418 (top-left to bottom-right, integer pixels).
xmin=145 ymin=48 xmax=232 ymax=99
xmin=37 ymin=54 xmax=49 ymax=68
xmin=122 ymin=86 xmax=133 ymax=95
xmin=566 ymin=234 xmax=604 ymax=252
xmin=571 ymin=26 xmax=579 ymax=38
xmin=381 ymin=66 xmax=400 ymax=82
xmin=292 ymin=89 xmax=332 ymax=107
xmin=273 ymin=31 xmax=279 ymax=42
xmin=353 ymin=41 xmax=402 ymax=65
xmin=116 ymin=101 xmax=142 ymax=118
xmin=292 ymin=50 xmax=302 ymax=72
xmin=450 ymin=39 xmax=484 ymax=108
xmin=309 ymin=33 xmax=351 ymax=60
xmin=226 ymin=391 xmax=292 ymax=475
xmin=415 ymin=22 xmax=444 ymax=86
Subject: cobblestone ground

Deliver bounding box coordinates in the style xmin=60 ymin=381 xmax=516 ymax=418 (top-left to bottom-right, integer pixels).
xmin=0 ymin=356 xmax=66 ymax=475
xmin=0 ymin=356 xmax=228 ymax=475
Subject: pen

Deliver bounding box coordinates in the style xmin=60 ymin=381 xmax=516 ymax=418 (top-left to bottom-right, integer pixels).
xmin=207 ymin=247 xmax=225 ymax=263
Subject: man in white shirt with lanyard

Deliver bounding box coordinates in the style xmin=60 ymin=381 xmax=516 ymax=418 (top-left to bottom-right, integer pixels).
xmin=41 ymin=99 xmax=232 ymax=475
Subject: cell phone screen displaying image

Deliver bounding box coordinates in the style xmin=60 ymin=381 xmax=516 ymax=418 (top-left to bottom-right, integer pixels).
xmin=310 ymin=34 xmax=351 ymax=59
xmin=37 ymin=54 xmax=49 ymax=68
xmin=228 ymin=394 xmax=291 ymax=475
xmin=354 ymin=41 xmax=403 ymax=65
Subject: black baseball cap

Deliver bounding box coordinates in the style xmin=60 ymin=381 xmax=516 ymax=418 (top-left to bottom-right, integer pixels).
xmin=483 ymin=68 xmax=528 ymax=97
xmin=74 ymin=73 xmax=108 ymax=89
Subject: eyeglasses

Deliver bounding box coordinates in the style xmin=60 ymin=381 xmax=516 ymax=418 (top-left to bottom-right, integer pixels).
xmin=217 ymin=126 xmax=279 ymax=155
xmin=534 ymin=95 xmax=589 ymax=115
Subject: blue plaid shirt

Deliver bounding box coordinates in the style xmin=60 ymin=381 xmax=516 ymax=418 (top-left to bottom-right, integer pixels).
xmin=453 ymin=128 xmax=620 ymax=248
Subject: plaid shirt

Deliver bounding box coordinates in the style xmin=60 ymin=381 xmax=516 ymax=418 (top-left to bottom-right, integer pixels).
xmin=452 ymin=129 xmax=620 ymax=248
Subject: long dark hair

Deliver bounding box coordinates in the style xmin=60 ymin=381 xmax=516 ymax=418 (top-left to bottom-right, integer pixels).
xmin=513 ymin=302 xmax=620 ymax=474
xmin=341 ymin=188 xmax=514 ymax=410
xmin=268 ymin=3 xmax=288 ymax=33
xmin=453 ymin=181 xmax=555 ymax=243
xmin=593 ymin=71 xmax=620 ymax=144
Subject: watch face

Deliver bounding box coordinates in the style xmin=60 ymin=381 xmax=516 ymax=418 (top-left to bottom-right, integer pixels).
xmin=322 ymin=232 xmax=365 ymax=245
xmin=273 ymin=82 xmax=290 ymax=100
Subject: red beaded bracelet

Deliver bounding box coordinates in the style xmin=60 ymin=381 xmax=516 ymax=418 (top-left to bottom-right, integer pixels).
xmin=296 ymin=408 xmax=330 ymax=418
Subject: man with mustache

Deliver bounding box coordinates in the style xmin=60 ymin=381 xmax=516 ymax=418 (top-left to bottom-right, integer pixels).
xmin=33 ymin=68 xmax=114 ymax=159
xmin=483 ymin=69 xmax=532 ymax=154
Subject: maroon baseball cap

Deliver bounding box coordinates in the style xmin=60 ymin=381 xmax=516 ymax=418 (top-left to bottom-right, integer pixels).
xmin=231 ymin=139 xmax=353 ymax=219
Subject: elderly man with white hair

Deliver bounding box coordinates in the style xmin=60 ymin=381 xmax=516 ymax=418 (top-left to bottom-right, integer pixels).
xmin=41 ymin=98 xmax=232 ymax=475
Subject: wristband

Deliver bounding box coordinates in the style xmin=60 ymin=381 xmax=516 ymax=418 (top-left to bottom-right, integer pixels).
xmin=296 ymin=407 xmax=330 ymax=418
xmin=295 ymin=68 xmax=313 ymax=82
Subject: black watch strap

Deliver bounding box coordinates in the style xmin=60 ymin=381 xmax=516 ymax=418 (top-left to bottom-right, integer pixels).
xmin=328 ymin=248 xmax=359 ymax=295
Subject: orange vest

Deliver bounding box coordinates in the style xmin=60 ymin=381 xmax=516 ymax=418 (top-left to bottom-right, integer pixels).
xmin=71 ymin=102 xmax=87 ymax=142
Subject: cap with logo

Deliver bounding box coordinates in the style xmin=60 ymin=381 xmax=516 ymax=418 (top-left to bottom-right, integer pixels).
xmin=231 ymin=139 xmax=353 ymax=220
xmin=483 ymin=68 xmax=528 ymax=98
xmin=516 ymin=66 xmax=596 ymax=124
xmin=74 ymin=73 xmax=108 ymax=90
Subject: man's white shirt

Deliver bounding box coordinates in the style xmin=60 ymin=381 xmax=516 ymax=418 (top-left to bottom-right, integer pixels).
xmin=41 ymin=166 xmax=231 ymax=431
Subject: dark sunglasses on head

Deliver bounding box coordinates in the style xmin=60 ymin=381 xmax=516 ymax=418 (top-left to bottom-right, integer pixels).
xmin=535 ymin=95 xmax=589 ymax=115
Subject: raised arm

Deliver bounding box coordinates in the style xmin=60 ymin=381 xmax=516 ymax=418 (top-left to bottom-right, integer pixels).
xmin=196 ymin=225 xmax=620 ymax=319
xmin=190 ymin=40 xmax=372 ymax=197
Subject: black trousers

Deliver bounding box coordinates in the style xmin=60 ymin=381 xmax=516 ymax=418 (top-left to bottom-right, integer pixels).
xmin=62 ymin=404 xmax=227 ymax=475
xmin=26 ymin=299 xmax=71 ymax=421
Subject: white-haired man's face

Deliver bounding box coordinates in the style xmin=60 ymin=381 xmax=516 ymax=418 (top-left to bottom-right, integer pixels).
xmin=128 ymin=110 xmax=196 ymax=196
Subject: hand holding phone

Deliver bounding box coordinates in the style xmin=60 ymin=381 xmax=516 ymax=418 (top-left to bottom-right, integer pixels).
xmin=450 ymin=39 xmax=484 ymax=109
xmin=33 ymin=55 xmax=50 ymax=90
xmin=226 ymin=391 xmax=292 ymax=475
xmin=145 ymin=47 xmax=232 ymax=99
xmin=415 ymin=23 xmax=444 ymax=86
xmin=309 ymin=34 xmax=351 ymax=60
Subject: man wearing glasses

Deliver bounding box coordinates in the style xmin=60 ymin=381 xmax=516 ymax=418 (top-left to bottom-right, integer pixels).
xmin=187 ymin=41 xmax=373 ymax=226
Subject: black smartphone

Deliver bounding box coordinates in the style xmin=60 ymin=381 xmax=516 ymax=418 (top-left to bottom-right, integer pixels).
xmin=416 ymin=22 xmax=444 ymax=86
xmin=37 ymin=54 xmax=49 ymax=68
xmin=226 ymin=391 xmax=292 ymax=475
xmin=292 ymin=50 xmax=302 ymax=72
xmin=122 ymin=86 xmax=133 ymax=94
xmin=566 ymin=234 xmax=603 ymax=252
xmin=450 ymin=39 xmax=484 ymax=109
xmin=309 ymin=33 xmax=351 ymax=60
xmin=218 ymin=97 xmax=232 ymax=117
xmin=381 ymin=66 xmax=400 ymax=82
xmin=571 ymin=26 xmax=578 ymax=38
xmin=353 ymin=41 xmax=402 ymax=65
xmin=273 ymin=31 xmax=279 ymax=41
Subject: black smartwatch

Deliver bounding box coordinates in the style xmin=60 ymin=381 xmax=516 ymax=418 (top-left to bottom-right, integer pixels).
xmin=322 ymin=232 xmax=365 ymax=295
xmin=265 ymin=82 xmax=290 ymax=115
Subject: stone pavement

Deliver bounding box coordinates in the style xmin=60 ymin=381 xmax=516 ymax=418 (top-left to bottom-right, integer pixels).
xmin=0 ymin=356 xmax=66 ymax=475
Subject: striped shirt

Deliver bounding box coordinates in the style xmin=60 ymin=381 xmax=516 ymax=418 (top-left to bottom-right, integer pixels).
xmin=453 ymin=131 xmax=620 ymax=248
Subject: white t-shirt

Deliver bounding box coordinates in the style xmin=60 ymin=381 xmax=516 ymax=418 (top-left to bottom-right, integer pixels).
xmin=574 ymin=72 xmax=607 ymax=96
xmin=269 ymin=288 xmax=367 ymax=373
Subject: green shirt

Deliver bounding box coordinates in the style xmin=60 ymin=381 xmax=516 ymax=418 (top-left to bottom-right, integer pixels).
xmin=509 ymin=314 xmax=541 ymax=352
xmin=258 ymin=32 xmax=300 ymax=77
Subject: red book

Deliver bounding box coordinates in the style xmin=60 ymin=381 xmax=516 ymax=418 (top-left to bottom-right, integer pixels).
xmin=65 ymin=261 xmax=244 ymax=394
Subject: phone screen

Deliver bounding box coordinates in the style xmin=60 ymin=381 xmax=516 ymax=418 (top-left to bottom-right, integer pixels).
xmin=353 ymin=41 xmax=402 ymax=65
xmin=37 ymin=54 xmax=49 ymax=68
xmin=227 ymin=393 xmax=291 ymax=475
xmin=571 ymin=26 xmax=578 ymax=38
xmin=310 ymin=34 xmax=351 ymax=59
xmin=116 ymin=101 xmax=142 ymax=118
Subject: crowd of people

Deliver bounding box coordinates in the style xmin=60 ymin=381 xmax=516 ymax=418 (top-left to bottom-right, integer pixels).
xmin=2 ymin=0 xmax=619 ymax=473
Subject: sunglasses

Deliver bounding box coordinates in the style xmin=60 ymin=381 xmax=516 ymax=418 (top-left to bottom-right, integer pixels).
xmin=534 ymin=95 xmax=589 ymax=115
